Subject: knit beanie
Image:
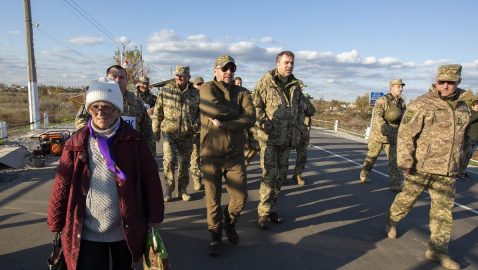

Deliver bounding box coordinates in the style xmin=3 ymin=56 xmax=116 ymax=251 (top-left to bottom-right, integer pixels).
xmin=86 ymin=77 xmax=124 ymax=113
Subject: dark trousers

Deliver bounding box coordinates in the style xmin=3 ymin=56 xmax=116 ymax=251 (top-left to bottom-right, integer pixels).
xmin=77 ymin=240 xmax=133 ymax=270
xmin=201 ymin=155 xmax=248 ymax=232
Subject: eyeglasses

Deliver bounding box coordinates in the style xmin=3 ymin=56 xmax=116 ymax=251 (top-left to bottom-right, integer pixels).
xmin=219 ymin=63 xmax=236 ymax=72
xmin=89 ymin=105 xmax=116 ymax=114
xmin=141 ymin=82 xmax=149 ymax=85
xmin=437 ymin=81 xmax=456 ymax=85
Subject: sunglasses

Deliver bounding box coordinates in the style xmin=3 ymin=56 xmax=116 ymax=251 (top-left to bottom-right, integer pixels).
xmin=89 ymin=105 xmax=116 ymax=114
xmin=219 ymin=63 xmax=236 ymax=72
xmin=437 ymin=81 xmax=456 ymax=85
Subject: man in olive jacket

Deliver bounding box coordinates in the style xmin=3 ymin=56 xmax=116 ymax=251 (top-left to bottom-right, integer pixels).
xmin=199 ymin=55 xmax=256 ymax=256
xmin=386 ymin=64 xmax=470 ymax=270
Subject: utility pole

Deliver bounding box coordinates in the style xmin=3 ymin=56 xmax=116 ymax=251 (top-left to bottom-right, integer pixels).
xmin=23 ymin=0 xmax=40 ymax=130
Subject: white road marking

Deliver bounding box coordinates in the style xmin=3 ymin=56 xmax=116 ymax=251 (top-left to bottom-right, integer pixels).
xmin=310 ymin=144 xmax=478 ymax=216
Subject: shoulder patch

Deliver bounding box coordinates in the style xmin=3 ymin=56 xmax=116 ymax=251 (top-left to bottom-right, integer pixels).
xmin=401 ymin=110 xmax=416 ymax=124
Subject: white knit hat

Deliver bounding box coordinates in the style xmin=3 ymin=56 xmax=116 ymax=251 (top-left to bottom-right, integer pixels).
xmin=86 ymin=77 xmax=123 ymax=113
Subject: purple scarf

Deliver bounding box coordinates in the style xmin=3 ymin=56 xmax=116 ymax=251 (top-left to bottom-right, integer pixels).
xmin=88 ymin=119 xmax=127 ymax=186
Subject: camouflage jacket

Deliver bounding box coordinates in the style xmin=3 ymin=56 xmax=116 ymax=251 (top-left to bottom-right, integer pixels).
xmin=369 ymin=93 xmax=406 ymax=143
xmin=253 ymin=69 xmax=305 ymax=146
xmin=135 ymin=88 xmax=157 ymax=109
xmin=152 ymin=81 xmax=199 ymax=137
xmin=397 ymin=86 xmax=471 ymax=176
xmin=297 ymin=94 xmax=316 ymax=138
xmin=75 ymin=90 xmax=154 ymax=153
xmin=199 ymin=80 xmax=256 ymax=158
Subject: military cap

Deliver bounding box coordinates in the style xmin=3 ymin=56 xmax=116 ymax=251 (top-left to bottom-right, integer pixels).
xmin=193 ymin=77 xmax=204 ymax=85
xmin=175 ymin=66 xmax=190 ymax=76
xmin=389 ymin=79 xmax=405 ymax=87
xmin=138 ymin=76 xmax=150 ymax=83
xmin=436 ymin=64 xmax=462 ymax=82
xmin=215 ymin=55 xmax=235 ymax=68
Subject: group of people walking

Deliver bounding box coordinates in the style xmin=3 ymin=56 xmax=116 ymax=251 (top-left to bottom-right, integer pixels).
xmin=47 ymin=51 xmax=471 ymax=269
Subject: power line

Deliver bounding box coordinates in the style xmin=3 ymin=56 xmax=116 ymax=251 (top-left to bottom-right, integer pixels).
xmin=60 ymin=0 xmax=122 ymax=47
xmin=34 ymin=26 xmax=97 ymax=63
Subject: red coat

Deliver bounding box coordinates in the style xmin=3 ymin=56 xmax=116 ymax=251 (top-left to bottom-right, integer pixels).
xmin=47 ymin=120 xmax=164 ymax=270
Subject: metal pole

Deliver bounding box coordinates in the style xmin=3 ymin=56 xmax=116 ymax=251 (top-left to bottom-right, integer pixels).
xmin=23 ymin=0 xmax=40 ymax=130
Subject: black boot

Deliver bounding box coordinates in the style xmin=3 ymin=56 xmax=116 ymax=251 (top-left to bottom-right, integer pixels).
xmin=269 ymin=212 xmax=283 ymax=224
xmin=208 ymin=230 xmax=222 ymax=257
xmin=223 ymin=206 xmax=239 ymax=244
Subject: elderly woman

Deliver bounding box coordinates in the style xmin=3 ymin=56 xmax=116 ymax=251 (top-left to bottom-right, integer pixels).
xmin=47 ymin=77 xmax=164 ymax=270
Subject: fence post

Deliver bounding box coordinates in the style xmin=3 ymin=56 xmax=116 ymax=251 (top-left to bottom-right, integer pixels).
xmin=0 ymin=121 xmax=7 ymax=139
xmin=365 ymin=126 xmax=371 ymax=140
xmin=334 ymin=120 xmax=338 ymax=132
xmin=44 ymin=112 xmax=49 ymax=129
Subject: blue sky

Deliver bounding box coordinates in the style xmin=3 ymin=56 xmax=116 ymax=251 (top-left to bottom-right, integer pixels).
xmin=1 ymin=0 xmax=478 ymax=101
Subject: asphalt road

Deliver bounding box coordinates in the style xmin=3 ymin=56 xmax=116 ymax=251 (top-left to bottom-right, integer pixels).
xmin=1 ymin=128 xmax=478 ymax=270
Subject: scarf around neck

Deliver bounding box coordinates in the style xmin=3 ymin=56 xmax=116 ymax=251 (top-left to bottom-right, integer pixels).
xmin=88 ymin=118 xmax=127 ymax=186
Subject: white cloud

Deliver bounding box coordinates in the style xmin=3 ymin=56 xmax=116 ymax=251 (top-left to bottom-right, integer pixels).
xmin=68 ymin=36 xmax=104 ymax=46
xmin=260 ymin=37 xmax=276 ymax=44
xmin=336 ymin=50 xmax=360 ymax=63
xmin=115 ymin=36 xmax=136 ymax=49
xmin=8 ymin=30 xmax=20 ymax=35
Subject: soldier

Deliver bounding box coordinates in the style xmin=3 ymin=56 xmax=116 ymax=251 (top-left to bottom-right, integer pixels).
xmin=75 ymin=65 xmax=155 ymax=155
xmin=134 ymin=75 xmax=156 ymax=117
xmin=293 ymin=88 xmax=316 ymax=186
xmin=253 ymin=50 xmax=307 ymax=229
xmin=152 ymin=66 xmax=199 ymax=202
xmin=193 ymin=76 xmax=204 ymax=89
xmin=191 ymin=76 xmax=204 ymax=190
xmin=463 ymin=99 xmax=478 ymax=179
xmin=234 ymin=76 xmax=242 ymax=86
xmin=385 ymin=64 xmax=469 ymax=270
xmin=199 ymin=55 xmax=255 ymax=256
xmin=359 ymin=79 xmax=406 ymax=192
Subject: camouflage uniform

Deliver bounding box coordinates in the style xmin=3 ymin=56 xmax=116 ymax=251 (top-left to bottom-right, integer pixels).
xmin=360 ymin=91 xmax=406 ymax=188
xmin=294 ymin=94 xmax=316 ymax=178
xmin=75 ymin=90 xmax=155 ymax=154
xmin=190 ymin=87 xmax=202 ymax=188
xmin=254 ymin=69 xmax=305 ymax=216
xmin=387 ymin=66 xmax=470 ymax=258
xmin=135 ymin=87 xmax=157 ymax=110
xmin=152 ymin=80 xmax=199 ymax=197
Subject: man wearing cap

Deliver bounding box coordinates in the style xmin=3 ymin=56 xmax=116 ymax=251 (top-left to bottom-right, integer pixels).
xmin=199 ymin=55 xmax=255 ymax=256
xmin=385 ymin=64 xmax=469 ymax=270
xmin=75 ymin=65 xmax=155 ymax=155
xmin=234 ymin=77 xmax=242 ymax=86
xmin=135 ymin=76 xmax=156 ymax=117
xmin=191 ymin=76 xmax=204 ymax=190
xmin=152 ymin=66 xmax=199 ymax=202
xmin=253 ymin=50 xmax=309 ymax=229
xmin=193 ymin=76 xmax=204 ymax=89
xmin=359 ymin=78 xmax=406 ymax=192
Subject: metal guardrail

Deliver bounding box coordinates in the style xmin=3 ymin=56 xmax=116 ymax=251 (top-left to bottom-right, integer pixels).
xmin=311 ymin=117 xmax=369 ymax=139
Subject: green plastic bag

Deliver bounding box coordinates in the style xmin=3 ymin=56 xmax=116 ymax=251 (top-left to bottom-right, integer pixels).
xmin=143 ymin=227 xmax=171 ymax=270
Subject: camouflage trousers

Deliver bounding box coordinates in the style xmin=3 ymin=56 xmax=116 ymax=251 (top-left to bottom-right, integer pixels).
xmin=201 ymin=155 xmax=247 ymax=232
xmin=388 ymin=171 xmax=456 ymax=254
xmin=162 ymin=132 xmax=193 ymax=193
xmin=258 ymin=142 xmax=291 ymax=216
xmin=361 ymin=139 xmax=401 ymax=187
xmin=294 ymin=131 xmax=310 ymax=176
xmin=190 ymin=134 xmax=202 ymax=185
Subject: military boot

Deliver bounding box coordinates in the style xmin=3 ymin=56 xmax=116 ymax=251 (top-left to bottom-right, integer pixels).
xmin=163 ymin=185 xmax=174 ymax=202
xmin=359 ymin=169 xmax=370 ymax=183
xmin=180 ymin=192 xmax=192 ymax=201
xmin=208 ymin=230 xmax=222 ymax=257
xmin=269 ymin=212 xmax=283 ymax=224
xmin=425 ymin=249 xmax=460 ymax=270
xmin=294 ymin=174 xmax=305 ymax=186
xmin=257 ymin=215 xmax=269 ymax=230
xmin=385 ymin=222 xmax=397 ymax=239
xmin=223 ymin=206 xmax=239 ymax=244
